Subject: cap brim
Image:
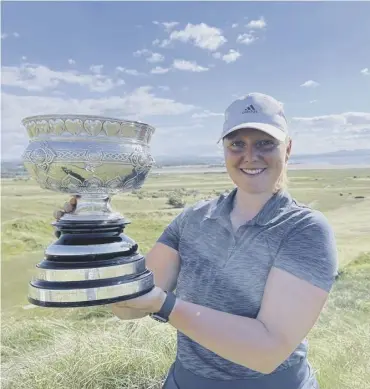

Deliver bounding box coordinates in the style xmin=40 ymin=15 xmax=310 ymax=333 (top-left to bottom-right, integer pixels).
xmin=218 ymin=122 xmax=287 ymax=143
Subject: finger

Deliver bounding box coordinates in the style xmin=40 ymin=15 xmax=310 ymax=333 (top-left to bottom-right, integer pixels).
xmin=63 ymin=202 xmax=74 ymax=213
xmin=70 ymin=196 xmax=78 ymax=206
xmin=53 ymin=210 xmax=65 ymax=220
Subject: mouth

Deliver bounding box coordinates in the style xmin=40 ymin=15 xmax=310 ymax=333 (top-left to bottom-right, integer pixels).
xmin=240 ymin=168 xmax=267 ymax=176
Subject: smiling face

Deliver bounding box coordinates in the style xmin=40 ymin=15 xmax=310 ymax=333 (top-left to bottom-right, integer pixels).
xmin=223 ymin=128 xmax=292 ymax=195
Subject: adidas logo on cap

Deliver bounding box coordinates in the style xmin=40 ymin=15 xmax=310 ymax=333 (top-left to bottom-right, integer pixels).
xmin=242 ymin=104 xmax=258 ymax=114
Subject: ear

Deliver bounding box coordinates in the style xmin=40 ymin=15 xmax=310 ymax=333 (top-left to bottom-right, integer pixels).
xmin=285 ymin=138 xmax=292 ymax=162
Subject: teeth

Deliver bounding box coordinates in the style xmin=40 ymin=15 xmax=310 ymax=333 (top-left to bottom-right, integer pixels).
xmin=241 ymin=168 xmax=264 ymax=175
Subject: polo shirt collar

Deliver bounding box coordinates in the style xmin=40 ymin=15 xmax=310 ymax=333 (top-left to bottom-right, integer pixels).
xmin=204 ymin=188 xmax=292 ymax=227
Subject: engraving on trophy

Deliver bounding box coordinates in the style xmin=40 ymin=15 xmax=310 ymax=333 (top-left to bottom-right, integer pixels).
xmin=85 ymin=119 xmax=103 ymax=136
xmin=23 ymin=142 xmax=57 ymax=173
xmin=65 ymin=118 xmax=84 ymax=135
xmin=22 ymin=114 xmax=156 ymax=308
xmin=86 ymin=288 xmax=98 ymax=301
xmin=49 ymin=118 xmax=66 ymax=135
xmin=84 ymin=146 xmax=104 ymax=172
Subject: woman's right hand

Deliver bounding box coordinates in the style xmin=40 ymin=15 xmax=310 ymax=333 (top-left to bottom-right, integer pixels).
xmin=53 ymin=196 xmax=78 ymax=221
xmin=53 ymin=196 xmax=148 ymax=321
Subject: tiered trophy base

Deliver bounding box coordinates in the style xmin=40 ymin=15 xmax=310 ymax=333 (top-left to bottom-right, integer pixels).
xmin=28 ymin=216 xmax=154 ymax=308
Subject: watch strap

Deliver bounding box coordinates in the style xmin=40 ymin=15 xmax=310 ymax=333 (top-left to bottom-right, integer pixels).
xmin=150 ymin=291 xmax=176 ymax=323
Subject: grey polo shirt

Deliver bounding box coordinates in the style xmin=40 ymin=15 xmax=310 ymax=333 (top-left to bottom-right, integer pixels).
xmin=157 ymin=188 xmax=338 ymax=380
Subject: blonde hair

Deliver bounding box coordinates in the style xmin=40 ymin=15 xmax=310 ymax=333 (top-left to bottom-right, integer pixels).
xmin=275 ymin=136 xmax=291 ymax=192
xmin=275 ymin=163 xmax=289 ymax=192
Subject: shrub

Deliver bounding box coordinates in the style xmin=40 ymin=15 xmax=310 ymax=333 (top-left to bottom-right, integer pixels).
xmin=167 ymin=193 xmax=185 ymax=208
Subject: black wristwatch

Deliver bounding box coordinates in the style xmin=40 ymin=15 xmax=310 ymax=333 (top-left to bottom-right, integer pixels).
xmin=150 ymin=291 xmax=177 ymax=323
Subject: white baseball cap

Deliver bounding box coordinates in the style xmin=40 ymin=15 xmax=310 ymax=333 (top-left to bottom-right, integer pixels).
xmin=218 ymin=92 xmax=289 ymax=143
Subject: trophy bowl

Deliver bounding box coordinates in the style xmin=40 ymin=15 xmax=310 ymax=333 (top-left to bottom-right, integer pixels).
xmin=21 ymin=114 xmax=156 ymax=307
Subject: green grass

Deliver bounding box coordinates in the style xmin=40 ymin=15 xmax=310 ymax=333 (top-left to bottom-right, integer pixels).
xmin=308 ymin=253 xmax=370 ymax=389
xmin=1 ymin=167 xmax=370 ymax=389
xmin=2 ymin=217 xmax=55 ymax=255
xmin=1 ymin=317 xmax=176 ymax=389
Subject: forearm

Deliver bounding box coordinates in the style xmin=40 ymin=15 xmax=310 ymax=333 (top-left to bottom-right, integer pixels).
xmin=168 ymin=299 xmax=282 ymax=374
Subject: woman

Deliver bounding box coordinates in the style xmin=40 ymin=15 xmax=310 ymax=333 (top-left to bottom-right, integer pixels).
xmin=58 ymin=93 xmax=338 ymax=389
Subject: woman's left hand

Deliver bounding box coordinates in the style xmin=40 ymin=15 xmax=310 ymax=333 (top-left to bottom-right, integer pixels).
xmin=112 ymin=286 xmax=167 ymax=313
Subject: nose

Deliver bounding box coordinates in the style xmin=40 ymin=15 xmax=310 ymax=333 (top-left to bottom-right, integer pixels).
xmin=241 ymin=143 xmax=260 ymax=163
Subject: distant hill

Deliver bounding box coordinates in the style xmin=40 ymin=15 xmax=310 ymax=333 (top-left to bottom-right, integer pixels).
xmin=289 ymin=149 xmax=370 ymax=166
xmin=154 ymin=149 xmax=370 ymax=167
xmin=2 ymin=149 xmax=370 ymax=177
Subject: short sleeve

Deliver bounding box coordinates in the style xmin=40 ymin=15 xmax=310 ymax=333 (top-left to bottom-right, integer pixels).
xmin=156 ymin=206 xmax=192 ymax=251
xmin=273 ymin=211 xmax=339 ymax=292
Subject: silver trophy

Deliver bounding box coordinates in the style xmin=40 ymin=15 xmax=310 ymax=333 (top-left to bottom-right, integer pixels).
xmin=21 ymin=114 xmax=156 ymax=307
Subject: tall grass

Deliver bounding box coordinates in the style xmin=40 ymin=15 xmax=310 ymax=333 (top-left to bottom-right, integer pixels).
xmin=1 ymin=317 xmax=177 ymax=389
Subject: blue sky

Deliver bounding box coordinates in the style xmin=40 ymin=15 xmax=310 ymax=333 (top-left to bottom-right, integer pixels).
xmin=1 ymin=1 xmax=370 ymax=160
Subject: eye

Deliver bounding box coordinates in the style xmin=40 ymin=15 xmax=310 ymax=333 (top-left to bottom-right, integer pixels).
xmin=228 ymin=140 xmax=245 ymax=151
xmin=256 ymin=140 xmax=276 ymax=149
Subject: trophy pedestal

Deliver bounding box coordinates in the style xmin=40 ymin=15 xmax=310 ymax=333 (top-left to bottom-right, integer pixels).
xmin=28 ymin=215 xmax=154 ymax=308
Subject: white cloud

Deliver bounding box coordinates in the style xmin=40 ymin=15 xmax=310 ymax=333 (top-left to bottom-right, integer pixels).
xmin=232 ymin=23 xmax=238 ymax=28
xmin=360 ymin=68 xmax=369 ymax=76
xmin=292 ymin=115 xmax=346 ymax=131
xmin=246 ymin=17 xmax=266 ymax=29
xmin=116 ymin=67 xmax=144 ymax=76
xmin=151 ymin=60 xmax=209 ymax=75
xmin=22 ymin=56 xmax=27 ymax=61
xmin=310 ymin=100 xmax=318 ymax=104
xmin=147 ymin=52 xmax=165 ymax=63
xmin=219 ymin=49 xmax=241 ymax=63
xmin=134 ymin=49 xmax=165 ymax=63
xmin=290 ymin=112 xmax=370 ymax=153
xmin=161 ymin=39 xmax=171 ymax=48
xmin=1 ymin=87 xmax=198 ymax=160
xmin=237 ymin=33 xmax=257 ymax=45
xmin=172 ymin=59 xmax=209 ymax=72
xmin=169 ymin=23 xmax=227 ymax=51
xmin=192 ymin=110 xmax=223 ymax=119
xmin=2 ymin=32 xmax=20 ymax=39
xmin=151 ymin=66 xmax=170 ymax=74
xmin=291 ymin=112 xmax=370 ymax=134
xmin=300 ymin=80 xmax=320 ymax=88
xmin=1 ymin=63 xmax=124 ymax=93
xmin=134 ymin=49 xmax=150 ymax=57
xmin=153 ymin=21 xmax=179 ymax=31
xmin=68 ymin=59 xmax=76 ymax=65
xmin=152 ymin=38 xmax=171 ymax=48
xmin=89 ymin=64 xmax=104 ymax=74
xmin=163 ymin=22 xmax=179 ymax=30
